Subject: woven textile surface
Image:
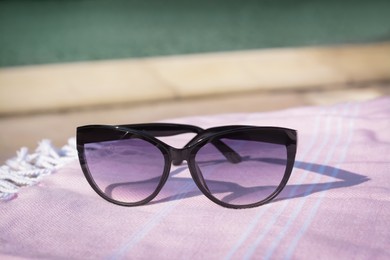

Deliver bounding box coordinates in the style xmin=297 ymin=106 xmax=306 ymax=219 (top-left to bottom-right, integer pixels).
xmin=1 ymin=98 xmax=389 ymax=259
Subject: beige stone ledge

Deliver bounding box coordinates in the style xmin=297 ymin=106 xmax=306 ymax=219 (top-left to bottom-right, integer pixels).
xmin=0 ymin=42 xmax=389 ymax=115
xmin=0 ymin=60 xmax=176 ymax=114
xmin=148 ymin=43 xmax=390 ymax=96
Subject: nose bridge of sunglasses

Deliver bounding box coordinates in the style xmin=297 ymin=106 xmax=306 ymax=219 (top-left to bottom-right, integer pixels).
xmin=168 ymin=147 xmax=211 ymax=193
xmin=169 ymin=147 xmax=189 ymax=166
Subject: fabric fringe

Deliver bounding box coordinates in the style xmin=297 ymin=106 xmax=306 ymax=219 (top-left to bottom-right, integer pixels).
xmin=0 ymin=138 xmax=77 ymax=201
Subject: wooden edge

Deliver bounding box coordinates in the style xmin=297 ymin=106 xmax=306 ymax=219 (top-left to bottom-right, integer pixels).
xmin=0 ymin=42 xmax=389 ymax=115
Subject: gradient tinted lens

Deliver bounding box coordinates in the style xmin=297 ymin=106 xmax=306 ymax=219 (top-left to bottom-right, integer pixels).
xmin=195 ymin=133 xmax=287 ymax=206
xmin=83 ymin=138 xmax=165 ymax=204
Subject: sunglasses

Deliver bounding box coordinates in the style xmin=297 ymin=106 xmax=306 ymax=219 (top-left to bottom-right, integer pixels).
xmin=77 ymin=123 xmax=297 ymax=209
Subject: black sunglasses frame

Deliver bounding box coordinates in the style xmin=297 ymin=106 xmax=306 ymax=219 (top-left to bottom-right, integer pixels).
xmin=77 ymin=123 xmax=297 ymax=209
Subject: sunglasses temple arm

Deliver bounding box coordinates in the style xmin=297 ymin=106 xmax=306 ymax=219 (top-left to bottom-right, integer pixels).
xmin=121 ymin=123 xmax=242 ymax=165
xmin=175 ymin=131 xmax=242 ymax=165
xmin=212 ymin=140 xmax=242 ymax=163
xmin=172 ymin=139 xmax=242 ymax=166
xmin=119 ymin=123 xmax=204 ymax=137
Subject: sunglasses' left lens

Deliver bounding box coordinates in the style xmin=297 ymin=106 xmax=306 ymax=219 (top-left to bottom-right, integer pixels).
xmin=83 ymin=138 xmax=165 ymax=204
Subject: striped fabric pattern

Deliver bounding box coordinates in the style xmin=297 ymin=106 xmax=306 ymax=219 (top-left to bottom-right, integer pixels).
xmin=1 ymin=98 xmax=389 ymax=259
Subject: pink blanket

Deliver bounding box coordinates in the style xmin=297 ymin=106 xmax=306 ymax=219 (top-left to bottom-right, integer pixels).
xmin=1 ymin=98 xmax=389 ymax=259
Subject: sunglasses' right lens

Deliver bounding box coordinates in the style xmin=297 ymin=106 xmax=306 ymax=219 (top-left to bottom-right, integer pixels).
xmin=83 ymin=138 xmax=166 ymax=204
xmin=195 ymin=130 xmax=288 ymax=207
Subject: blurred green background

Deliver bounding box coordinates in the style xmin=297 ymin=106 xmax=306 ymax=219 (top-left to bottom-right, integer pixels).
xmin=0 ymin=0 xmax=389 ymax=67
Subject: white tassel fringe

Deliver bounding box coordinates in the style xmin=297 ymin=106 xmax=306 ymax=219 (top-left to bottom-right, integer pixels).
xmin=0 ymin=138 xmax=77 ymax=200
